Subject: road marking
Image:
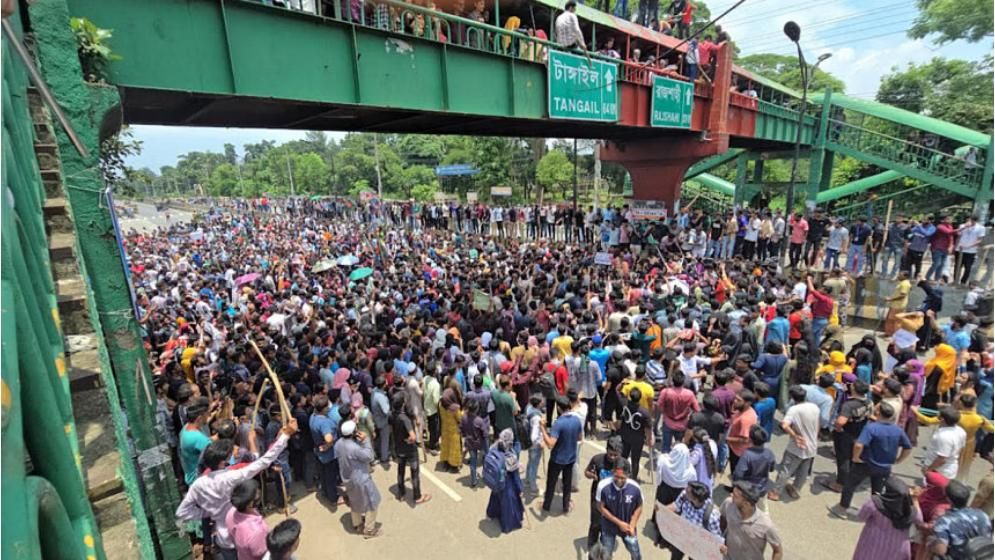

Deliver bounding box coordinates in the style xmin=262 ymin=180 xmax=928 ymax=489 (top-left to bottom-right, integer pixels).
xmin=421 ymin=469 xmax=463 ymax=503
xmin=584 ymin=439 xmax=606 ymax=452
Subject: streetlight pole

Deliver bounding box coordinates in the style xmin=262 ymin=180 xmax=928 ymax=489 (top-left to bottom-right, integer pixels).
xmin=781 ymin=20 xmax=830 ymax=261
xmin=572 ymin=138 xmax=579 ymax=212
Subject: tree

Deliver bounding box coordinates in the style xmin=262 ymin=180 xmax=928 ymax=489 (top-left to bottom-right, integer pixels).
xmin=207 ymin=163 xmax=240 ymax=196
xmin=223 ymin=143 xmax=238 ymax=166
xmin=736 ymin=53 xmax=846 ymax=93
xmin=290 ymin=152 xmax=331 ymax=194
xmin=100 ymin=126 xmax=143 ymax=192
xmin=877 ymin=57 xmax=993 ymax=132
xmin=411 ymin=182 xmax=439 ymax=202
xmin=536 ymin=150 xmax=573 ymax=202
xmin=909 ymin=0 xmax=993 ymax=45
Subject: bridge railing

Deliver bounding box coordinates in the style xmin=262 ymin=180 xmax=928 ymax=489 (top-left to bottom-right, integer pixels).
xmin=755 ymin=99 xmax=817 ymax=126
xmin=828 ymin=119 xmax=986 ymax=191
xmin=250 ymin=0 xmax=716 ymax=93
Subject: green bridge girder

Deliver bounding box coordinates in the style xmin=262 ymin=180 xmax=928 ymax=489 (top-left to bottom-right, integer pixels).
xmin=66 ymin=0 xmax=816 ymax=144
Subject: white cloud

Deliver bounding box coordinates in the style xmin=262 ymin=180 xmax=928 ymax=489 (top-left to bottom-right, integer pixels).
xmin=126 ymin=126 xmax=344 ymax=172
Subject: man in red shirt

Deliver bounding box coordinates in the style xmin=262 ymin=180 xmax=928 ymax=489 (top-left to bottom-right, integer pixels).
xmin=806 ymin=276 xmax=834 ymax=346
xmin=788 ymin=212 xmax=809 ymax=268
xmin=787 ymin=300 xmax=809 ymax=347
xmin=726 ymin=390 xmax=758 ymax=475
xmin=655 ymin=371 xmax=700 ymax=452
xmin=926 ymin=214 xmax=955 ymax=282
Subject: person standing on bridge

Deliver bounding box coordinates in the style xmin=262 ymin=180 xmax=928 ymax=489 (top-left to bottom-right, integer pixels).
xmin=555 ymin=1 xmax=586 ymax=52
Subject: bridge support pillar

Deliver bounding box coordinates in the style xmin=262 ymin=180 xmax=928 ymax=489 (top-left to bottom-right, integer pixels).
xmin=602 ymin=134 xmax=730 ymax=208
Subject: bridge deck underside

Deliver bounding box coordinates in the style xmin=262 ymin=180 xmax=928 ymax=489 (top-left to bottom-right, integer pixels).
xmin=121 ymin=87 xmax=784 ymax=146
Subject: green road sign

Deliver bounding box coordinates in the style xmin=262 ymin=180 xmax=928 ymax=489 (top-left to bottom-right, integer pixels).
xmin=547 ymin=50 xmax=618 ymax=122
xmin=651 ymin=75 xmax=694 ymax=128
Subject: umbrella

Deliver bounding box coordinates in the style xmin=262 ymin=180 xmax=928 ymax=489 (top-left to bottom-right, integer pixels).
xmin=336 ymin=255 xmax=360 ymax=267
xmin=312 ymin=258 xmax=336 ymax=273
xmin=235 ymin=272 xmax=261 ymax=286
xmin=349 ymin=267 xmax=374 ymax=281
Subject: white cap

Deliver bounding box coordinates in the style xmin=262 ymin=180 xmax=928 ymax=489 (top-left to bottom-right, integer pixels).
xmin=340 ymin=420 xmax=356 ymax=437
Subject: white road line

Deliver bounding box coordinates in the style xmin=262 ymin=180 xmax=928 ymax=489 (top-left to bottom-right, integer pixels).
xmin=583 ymin=439 xmax=606 ymax=452
xmin=421 ymin=469 xmax=463 ymax=503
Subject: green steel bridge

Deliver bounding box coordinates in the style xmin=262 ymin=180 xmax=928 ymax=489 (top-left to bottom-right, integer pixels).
xmin=1 ymin=0 xmax=991 ymax=558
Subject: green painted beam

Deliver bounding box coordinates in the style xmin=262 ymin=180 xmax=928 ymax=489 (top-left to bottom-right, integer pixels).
xmin=684 ymin=149 xmax=744 ymax=179
xmin=29 ymin=1 xmax=190 ymax=558
xmin=689 ymin=172 xmax=736 ymax=197
xmin=815 ymin=170 xmax=905 ymax=204
xmin=826 ymin=142 xmax=978 ymax=199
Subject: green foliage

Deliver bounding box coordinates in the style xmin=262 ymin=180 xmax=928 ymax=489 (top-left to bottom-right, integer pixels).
xmin=909 ymin=0 xmax=993 ymax=45
xmin=877 ymin=57 xmax=993 ymax=132
xmin=100 ymin=126 xmax=142 ymax=191
xmin=348 ymin=180 xmax=371 ymax=197
xmin=70 ymin=17 xmax=121 ymax=83
xmin=536 ymin=150 xmax=574 ymax=200
xmin=411 ymin=182 xmax=439 ymax=202
xmin=736 ymin=53 xmax=846 ymax=93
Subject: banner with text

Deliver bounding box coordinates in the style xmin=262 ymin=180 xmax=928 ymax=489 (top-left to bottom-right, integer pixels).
xmin=548 ymin=50 xmax=619 ymax=122
xmin=650 ymin=75 xmax=694 ymax=128
xmin=631 ymin=200 xmax=668 ymax=221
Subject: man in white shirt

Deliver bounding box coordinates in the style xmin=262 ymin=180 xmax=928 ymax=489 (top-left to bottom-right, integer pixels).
xmin=769 ymin=385 xmax=821 ymax=501
xmin=922 ymin=407 xmax=967 ymax=480
xmin=555 ymin=1 xmax=586 ymax=50
xmin=955 ymin=216 xmax=986 ymax=284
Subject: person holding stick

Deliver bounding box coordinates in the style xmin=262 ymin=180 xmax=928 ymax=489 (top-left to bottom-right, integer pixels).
xmin=176 ymin=419 xmax=298 ymax=558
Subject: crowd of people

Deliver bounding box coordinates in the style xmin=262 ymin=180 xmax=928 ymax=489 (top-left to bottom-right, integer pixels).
xmin=136 ymin=195 xmax=993 ymax=559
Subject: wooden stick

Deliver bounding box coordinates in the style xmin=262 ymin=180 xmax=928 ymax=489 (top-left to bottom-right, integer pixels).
xmin=248 ymin=339 xmax=292 ymax=420
xmin=277 ymin=469 xmax=292 ymax=518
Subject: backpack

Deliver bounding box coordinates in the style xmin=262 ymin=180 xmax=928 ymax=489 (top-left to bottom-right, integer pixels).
xmin=482 ymin=446 xmax=507 ymax=492
xmin=517 ymin=409 xmax=540 ymax=451
xmin=956 ymin=534 xmax=994 ymax=560
xmin=538 ymin=363 xmax=560 ymax=400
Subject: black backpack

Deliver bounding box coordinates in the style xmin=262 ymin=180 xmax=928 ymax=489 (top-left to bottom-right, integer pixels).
xmin=515 ymin=412 xmax=533 ymax=450
xmin=955 ymin=534 xmax=995 ymax=560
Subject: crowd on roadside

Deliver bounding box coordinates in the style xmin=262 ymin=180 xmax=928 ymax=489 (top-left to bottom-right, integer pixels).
xmin=134 ymin=195 xmax=994 ymax=559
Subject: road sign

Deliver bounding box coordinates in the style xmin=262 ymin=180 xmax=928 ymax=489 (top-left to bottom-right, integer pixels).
xmin=434 ymin=163 xmax=480 ymax=176
xmin=650 ymin=75 xmax=694 ymax=128
xmin=547 ymin=50 xmax=618 ymax=122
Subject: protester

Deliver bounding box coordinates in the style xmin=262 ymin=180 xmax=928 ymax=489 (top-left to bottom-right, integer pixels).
xmin=721 ymin=481 xmax=784 ymax=560
xmin=485 ymin=428 xmax=526 ymax=532
xmin=596 ymin=458 xmax=643 ymax=559
xmin=335 ymin=420 xmax=382 ymax=538
xmin=851 ymin=476 xmax=920 ymax=560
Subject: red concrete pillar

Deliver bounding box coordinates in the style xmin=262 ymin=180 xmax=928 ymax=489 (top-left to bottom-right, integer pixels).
xmin=603 ymin=42 xmax=736 ymax=207
xmin=602 ymin=134 xmax=729 ymax=207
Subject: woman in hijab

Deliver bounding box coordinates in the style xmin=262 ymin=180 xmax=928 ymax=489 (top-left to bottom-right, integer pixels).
xmin=651 ymin=442 xmax=697 ymax=546
xmin=847 ymin=334 xmax=883 ymax=374
xmin=439 ymin=377 xmax=463 ymax=473
xmin=851 ymin=476 xmax=920 ymax=560
xmin=485 ymin=428 xmax=526 ymax=533
xmin=816 ymin=350 xmax=851 ymax=401
xmin=851 ymin=348 xmax=874 ymax=387
xmin=922 ymin=343 xmax=957 ymax=409
xmin=910 ymin=472 xmax=950 ymax=560
xmin=331 ymin=367 xmax=351 ymax=405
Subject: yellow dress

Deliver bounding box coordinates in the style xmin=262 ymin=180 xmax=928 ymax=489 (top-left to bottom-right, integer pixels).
xmin=916 ymin=407 xmax=994 ymax=480
xmin=815 ymin=351 xmax=851 ymax=401
xmin=440 ymin=406 xmax=463 ymax=469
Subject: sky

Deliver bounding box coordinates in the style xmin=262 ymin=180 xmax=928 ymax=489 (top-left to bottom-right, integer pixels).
xmin=125 ymin=0 xmax=990 ymax=171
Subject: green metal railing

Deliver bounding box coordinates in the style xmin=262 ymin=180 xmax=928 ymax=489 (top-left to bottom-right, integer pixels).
xmin=827 ymin=119 xmax=986 ymax=193
xmin=1 ymin=19 xmax=103 ymax=560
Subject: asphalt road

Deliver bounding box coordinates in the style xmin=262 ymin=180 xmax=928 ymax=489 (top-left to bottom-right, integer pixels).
xmin=263 ymin=329 xmax=989 ymax=560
